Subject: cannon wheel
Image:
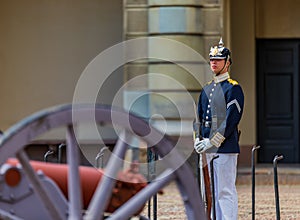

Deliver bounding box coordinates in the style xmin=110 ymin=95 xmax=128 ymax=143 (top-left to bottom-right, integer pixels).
xmin=0 ymin=104 xmax=205 ymax=220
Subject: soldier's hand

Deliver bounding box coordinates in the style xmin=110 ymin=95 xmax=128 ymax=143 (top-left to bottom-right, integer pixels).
xmin=198 ymin=138 xmax=213 ymax=153
xmin=194 ymin=137 xmax=202 ymax=153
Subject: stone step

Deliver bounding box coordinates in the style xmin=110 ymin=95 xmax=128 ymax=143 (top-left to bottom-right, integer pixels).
xmin=237 ymin=164 xmax=300 ymax=185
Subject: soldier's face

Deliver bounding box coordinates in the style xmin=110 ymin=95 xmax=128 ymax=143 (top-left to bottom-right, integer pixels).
xmin=210 ymin=59 xmax=228 ymax=74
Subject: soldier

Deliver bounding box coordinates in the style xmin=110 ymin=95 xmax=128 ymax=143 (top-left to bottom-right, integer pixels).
xmin=194 ymin=38 xmax=244 ymax=220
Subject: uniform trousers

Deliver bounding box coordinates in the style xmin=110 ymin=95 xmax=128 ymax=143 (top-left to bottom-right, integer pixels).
xmin=206 ymin=153 xmax=238 ymax=220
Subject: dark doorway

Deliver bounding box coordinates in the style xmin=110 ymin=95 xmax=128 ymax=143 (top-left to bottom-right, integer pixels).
xmin=257 ymin=39 xmax=299 ymax=163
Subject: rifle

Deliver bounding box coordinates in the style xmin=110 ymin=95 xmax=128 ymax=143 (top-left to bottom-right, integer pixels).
xmin=201 ymin=152 xmax=212 ymax=220
xmin=193 ymin=104 xmax=212 ymax=220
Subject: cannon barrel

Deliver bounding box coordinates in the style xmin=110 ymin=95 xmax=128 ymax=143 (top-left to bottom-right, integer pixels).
xmin=5 ymin=158 xmax=147 ymax=213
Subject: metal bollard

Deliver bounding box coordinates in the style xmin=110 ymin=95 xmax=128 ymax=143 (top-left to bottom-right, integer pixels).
xmin=147 ymin=148 xmax=157 ymax=220
xmin=210 ymin=155 xmax=219 ymax=220
xmin=251 ymin=145 xmax=260 ymax=220
xmin=95 ymin=146 xmax=109 ymax=168
xmin=273 ymin=155 xmax=283 ymax=220
xmin=44 ymin=145 xmax=56 ymax=162
xmin=57 ymin=143 xmax=66 ymax=163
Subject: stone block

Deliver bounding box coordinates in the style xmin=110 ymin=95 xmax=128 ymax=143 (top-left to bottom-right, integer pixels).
xmin=123 ymin=90 xmax=200 ymax=120
xmin=149 ymin=7 xmax=202 ymax=34
xmin=148 ymin=35 xmax=205 ymax=63
xmin=123 ymin=90 xmax=150 ymax=118
xmin=150 ymin=119 xmax=195 ymax=136
xmin=149 ymin=91 xmax=199 ymax=118
xmin=149 ymin=0 xmax=221 ymax=6
xmin=124 ymin=63 xmax=149 ymax=89
xmin=149 ymin=0 xmax=202 ymax=6
xmin=202 ymin=7 xmax=222 ymax=34
xmin=124 ymin=0 xmax=148 ymax=6
xmin=125 ymin=8 xmax=148 ymax=34
xmin=148 ymin=63 xmax=207 ymax=90
xmin=151 ymin=35 xmax=206 ymax=56
xmin=149 ymin=6 xmax=221 ymax=35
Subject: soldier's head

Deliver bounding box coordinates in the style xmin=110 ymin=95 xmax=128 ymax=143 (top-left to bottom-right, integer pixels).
xmin=209 ymin=38 xmax=232 ymax=75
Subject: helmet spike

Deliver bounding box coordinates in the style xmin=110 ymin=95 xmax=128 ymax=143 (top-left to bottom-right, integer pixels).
xmin=219 ymin=37 xmax=224 ymax=47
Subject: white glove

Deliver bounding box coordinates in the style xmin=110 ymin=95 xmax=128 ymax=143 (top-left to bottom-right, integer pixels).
xmin=194 ymin=138 xmax=213 ymax=154
xmin=193 ymin=137 xmax=201 ymax=153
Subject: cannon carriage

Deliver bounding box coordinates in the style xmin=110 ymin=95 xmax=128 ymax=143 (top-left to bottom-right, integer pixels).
xmin=0 ymin=104 xmax=206 ymax=220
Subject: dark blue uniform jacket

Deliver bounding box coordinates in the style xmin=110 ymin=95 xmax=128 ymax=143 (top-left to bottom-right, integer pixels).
xmin=197 ymin=76 xmax=244 ymax=153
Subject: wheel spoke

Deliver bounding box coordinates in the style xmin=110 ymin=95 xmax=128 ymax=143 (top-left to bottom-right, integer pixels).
xmin=108 ymin=169 xmax=176 ymax=219
xmin=85 ymin=130 xmax=131 ymax=219
xmin=16 ymin=149 xmax=65 ymax=220
xmin=0 ymin=209 xmax=23 ymax=220
xmin=66 ymin=125 xmax=83 ymax=219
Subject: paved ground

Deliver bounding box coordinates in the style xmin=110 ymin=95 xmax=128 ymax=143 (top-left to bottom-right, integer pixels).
xmin=141 ymin=182 xmax=300 ymax=219
xmin=238 ymin=184 xmax=300 ymax=220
